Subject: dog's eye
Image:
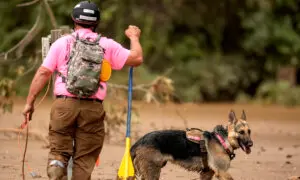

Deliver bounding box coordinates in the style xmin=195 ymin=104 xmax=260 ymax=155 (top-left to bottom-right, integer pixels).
xmin=248 ymin=129 xmax=251 ymax=134
xmin=239 ymin=130 xmax=245 ymax=135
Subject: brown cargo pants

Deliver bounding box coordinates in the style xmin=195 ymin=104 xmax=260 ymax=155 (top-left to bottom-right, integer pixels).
xmin=47 ymin=97 xmax=105 ymax=180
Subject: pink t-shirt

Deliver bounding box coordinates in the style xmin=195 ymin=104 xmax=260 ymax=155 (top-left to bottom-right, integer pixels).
xmin=42 ymin=28 xmax=130 ymax=100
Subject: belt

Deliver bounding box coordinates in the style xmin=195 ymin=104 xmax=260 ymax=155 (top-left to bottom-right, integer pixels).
xmin=56 ymin=95 xmax=103 ymax=103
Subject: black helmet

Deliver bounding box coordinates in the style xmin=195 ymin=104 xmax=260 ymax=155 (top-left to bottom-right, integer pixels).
xmin=71 ymin=1 xmax=100 ymax=25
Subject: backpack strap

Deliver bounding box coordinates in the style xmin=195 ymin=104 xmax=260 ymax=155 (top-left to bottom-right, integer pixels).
xmin=56 ymin=71 xmax=66 ymax=83
xmin=66 ymin=34 xmax=78 ymax=65
xmin=75 ymin=33 xmax=79 ymax=41
xmin=55 ymin=34 xmax=75 ymax=83
xmin=94 ymin=34 xmax=101 ymax=44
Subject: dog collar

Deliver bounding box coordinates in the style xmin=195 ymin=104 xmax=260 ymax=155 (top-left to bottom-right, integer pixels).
xmin=214 ymin=133 xmax=236 ymax=160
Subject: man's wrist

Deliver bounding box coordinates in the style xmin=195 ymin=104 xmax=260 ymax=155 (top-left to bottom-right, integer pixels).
xmin=26 ymin=95 xmax=35 ymax=106
xmin=129 ymin=36 xmax=140 ymax=41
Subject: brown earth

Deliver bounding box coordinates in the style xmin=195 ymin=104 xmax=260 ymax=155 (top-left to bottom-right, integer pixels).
xmin=0 ymin=98 xmax=300 ymax=180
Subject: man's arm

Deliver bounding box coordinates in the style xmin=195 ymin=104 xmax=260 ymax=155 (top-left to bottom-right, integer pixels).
xmin=26 ymin=67 xmax=52 ymax=106
xmin=22 ymin=66 xmax=52 ymax=120
xmin=22 ymin=37 xmax=62 ymax=119
xmin=124 ymin=25 xmax=143 ymax=66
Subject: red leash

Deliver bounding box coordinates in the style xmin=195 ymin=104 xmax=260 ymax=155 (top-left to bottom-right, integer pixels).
xmin=19 ymin=116 xmax=41 ymax=179
xmin=19 ymin=116 xmax=31 ymax=180
xmin=18 ymin=78 xmax=51 ymax=179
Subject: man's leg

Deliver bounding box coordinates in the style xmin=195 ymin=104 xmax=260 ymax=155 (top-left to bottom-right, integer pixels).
xmin=72 ymin=100 xmax=105 ymax=180
xmin=47 ymin=98 xmax=79 ymax=180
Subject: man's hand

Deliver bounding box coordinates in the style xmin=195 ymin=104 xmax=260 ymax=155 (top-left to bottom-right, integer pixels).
xmin=125 ymin=25 xmax=143 ymax=66
xmin=125 ymin=25 xmax=141 ymax=40
xmin=22 ymin=103 xmax=34 ymax=121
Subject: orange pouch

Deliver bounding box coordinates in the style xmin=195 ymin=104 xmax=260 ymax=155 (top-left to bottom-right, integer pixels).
xmin=100 ymin=59 xmax=112 ymax=82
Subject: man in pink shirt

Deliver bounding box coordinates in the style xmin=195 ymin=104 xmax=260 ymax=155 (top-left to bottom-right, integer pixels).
xmin=22 ymin=1 xmax=143 ymax=179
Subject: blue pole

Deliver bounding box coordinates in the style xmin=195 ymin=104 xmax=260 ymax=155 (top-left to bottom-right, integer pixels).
xmin=126 ymin=67 xmax=133 ymax=138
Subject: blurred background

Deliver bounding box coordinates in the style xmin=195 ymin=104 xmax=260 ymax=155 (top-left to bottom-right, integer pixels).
xmin=0 ymin=1 xmax=300 ymax=179
xmin=1 ymin=0 xmax=300 ymax=107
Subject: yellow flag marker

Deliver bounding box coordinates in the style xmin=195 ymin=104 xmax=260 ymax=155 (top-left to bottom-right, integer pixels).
xmin=117 ymin=67 xmax=135 ymax=180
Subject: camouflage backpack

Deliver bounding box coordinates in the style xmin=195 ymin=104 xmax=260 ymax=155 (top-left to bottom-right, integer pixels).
xmin=58 ymin=34 xmax=104 ymax=97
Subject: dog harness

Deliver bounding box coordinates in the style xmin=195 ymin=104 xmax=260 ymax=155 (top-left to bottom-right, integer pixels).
xmin=186 ymin=127 xmax=236 ymax=164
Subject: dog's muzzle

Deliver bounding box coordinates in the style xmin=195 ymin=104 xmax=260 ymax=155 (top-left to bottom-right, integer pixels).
xmin=239 ymin=139 xmax=253 ymax=154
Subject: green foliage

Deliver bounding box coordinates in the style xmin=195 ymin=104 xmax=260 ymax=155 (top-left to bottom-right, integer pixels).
xmin=171 ymin=53 xmax=262 ymax=102
xmin=255 ymin=81 xmax=300 ymax=107
xmin=241 ymin=0 xmax=300 ymax=65
xmin=1 ymin=0 xmax=300 ymax=105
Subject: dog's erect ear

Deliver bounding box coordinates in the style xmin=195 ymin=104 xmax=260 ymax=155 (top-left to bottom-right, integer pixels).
xmin=228 ymin=110 xmax=237 ymax=124
xmin=241 ymin=110 xmax=247 ymax=120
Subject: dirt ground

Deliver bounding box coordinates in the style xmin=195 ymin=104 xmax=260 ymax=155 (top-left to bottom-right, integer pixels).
xmin=0 ymin=98 xmax=300 ymax=180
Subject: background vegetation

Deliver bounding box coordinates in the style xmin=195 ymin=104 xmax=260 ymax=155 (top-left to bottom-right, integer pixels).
xmin=1 ymin=0 xmax=300 ymax=109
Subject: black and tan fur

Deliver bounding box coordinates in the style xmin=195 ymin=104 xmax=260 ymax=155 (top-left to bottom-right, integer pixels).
xmin=130 ymin=110 xmax=253 ymax=180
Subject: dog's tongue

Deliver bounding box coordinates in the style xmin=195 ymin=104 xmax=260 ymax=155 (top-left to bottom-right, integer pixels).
xmin=241 ymin=144 xmax=251 ymax=154
xmin=245 ymin=147 xmax=251 ymax=154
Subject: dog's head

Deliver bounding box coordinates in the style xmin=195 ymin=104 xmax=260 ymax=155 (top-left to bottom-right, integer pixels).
xmin=227 ymin=110 xmax=253 ymax=154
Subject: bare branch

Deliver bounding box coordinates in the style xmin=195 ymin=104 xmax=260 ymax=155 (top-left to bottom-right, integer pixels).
xmin=108 ymin=75 xmax=177 ymax=104
xmin=42 ymin=0 xmax=57 ymax=28
xmin=16 ymin=14 xmax=42 ymax=58
xmin=107 ymin=83 xmax=151 ymax=93
xmin=134 ymin=83 xmax=153 ymax=89
xmin=107 ymin=83 xmax=161 ymax=104
xmin=0 ymin=7 xmax=42 ymax=61
xmin=0 ymin=128 xmax=48 ymax=144
xmin=144 ymin=89 xmax=160 ymax=104
xmin=162 ymin=66 xmax=174 ymax=76
xmin=17 ymin=0 xmax=40 ymax=7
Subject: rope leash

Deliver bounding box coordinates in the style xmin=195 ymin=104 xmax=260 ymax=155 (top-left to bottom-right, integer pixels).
xmin=21 ymin=120 xmax=29 ymax=180
xmin=19 ymin=78 xmax=51 ymax=179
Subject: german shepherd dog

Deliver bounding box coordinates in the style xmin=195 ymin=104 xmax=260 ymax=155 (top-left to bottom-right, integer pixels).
xmin=130 ymin=110 xmax=253 ymax=180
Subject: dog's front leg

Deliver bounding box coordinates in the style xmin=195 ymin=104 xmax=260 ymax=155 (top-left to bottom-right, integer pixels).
xmin=207 ymin=152 xmax=233 ymax=180
xmin=200 ymin=169 xmax=215 ymax=180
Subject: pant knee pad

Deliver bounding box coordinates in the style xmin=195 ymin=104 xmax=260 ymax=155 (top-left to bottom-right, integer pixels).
xmin=47 ymin=160 xmax=66 ymax=180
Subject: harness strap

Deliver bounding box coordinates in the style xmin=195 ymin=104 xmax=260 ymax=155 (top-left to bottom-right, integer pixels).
xmin=199 ymin=140 xmax=210 ymax=172
xmin=214 ymin=133 xmax=235 ymax=160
